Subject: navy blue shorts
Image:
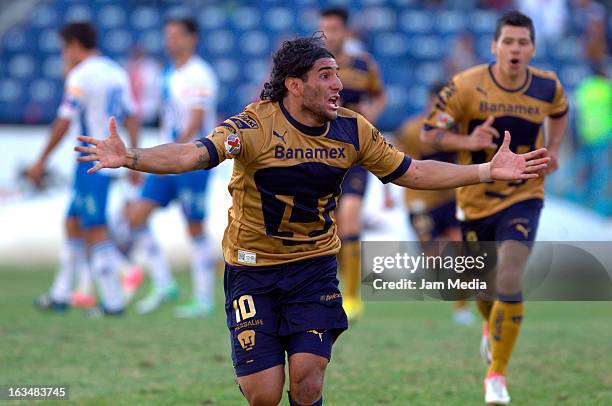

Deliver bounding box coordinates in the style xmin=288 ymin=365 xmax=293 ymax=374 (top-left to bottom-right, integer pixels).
xmin=340 ymin=166 xmax=369 ymax=198
xmin=460 ymin=199 xmax=543 ymax=244
xmin=409 ymin=199 xmax=459 ymax=240
xmin=224 ymin=255 xmax=348 ymax=377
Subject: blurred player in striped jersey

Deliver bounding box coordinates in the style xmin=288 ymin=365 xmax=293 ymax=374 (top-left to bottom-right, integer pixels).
xmin=127 ymin=17 xmax=219 ymax=317
xmin=26 ymin=22 xmax=142 ymax=316
xmin=319 ymin=7 xmax=387 ymax=320
xmin=422 ymin=11 xmax=568 ymax=404
xmin=396 ymin=82 xmax=474 ymax=326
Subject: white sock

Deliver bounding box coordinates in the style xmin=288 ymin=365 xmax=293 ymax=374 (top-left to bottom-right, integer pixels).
xmin=133 ymin=227 xmax=174 ymax=288
xmin=90 ymin=240 xmax=125 ymax=312
xmin=192 ymin=234 xmax=215 ymax=303
xmin=74 ymin=253 xmax=93 ymax=295
xmin=50 ymin=239 xmax=84 ymax=303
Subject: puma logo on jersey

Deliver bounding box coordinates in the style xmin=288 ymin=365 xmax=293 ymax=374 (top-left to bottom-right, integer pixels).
xmin=274 ymin=146 xmax=346 ymax=160
xmin=515 ymin=224 xmax=530 ymax=239
xmin=307 ymin=329 xmax=324 ymax=342
xmin=273 ymin=130 xmax=287 ymax=144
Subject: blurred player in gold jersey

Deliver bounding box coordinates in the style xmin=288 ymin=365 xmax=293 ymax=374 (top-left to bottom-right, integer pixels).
xmin=422 ymin=11 xmax=568 ymax=405
xmin=397 ymin=82 xmax=475 ymax=326
xmin=319 ymin=7 xmax=387 ymax=320
xmin=76 ymin=36 xmax=550 ymax=405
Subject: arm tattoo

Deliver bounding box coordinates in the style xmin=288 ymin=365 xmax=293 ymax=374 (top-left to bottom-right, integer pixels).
xmin=125 ymin=149 xmax=139 ymax=170
xmin=193 ymin=140 xmax=210 ymax=169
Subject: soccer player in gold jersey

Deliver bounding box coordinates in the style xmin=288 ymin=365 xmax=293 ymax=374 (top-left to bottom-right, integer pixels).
xmin=422 ymin=11 xmax=568 ymax=404
xmin=76 ymin=36 xmax=550 ymax=406
xmin=319 ymin=7 xmax=387 ymax=320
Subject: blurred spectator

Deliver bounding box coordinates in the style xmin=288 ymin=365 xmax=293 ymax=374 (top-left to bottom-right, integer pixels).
xmin=518 ymin=0 xmax=568 ymax=42
xmin=574 ymin=66 xmax=612 ymax=214
xmin=479 ymin=0 xmax=515 ymax=11
xmin=570 ymin=0 xmax=610 ymax=65
xmin=126 ymin=46 xmax=161 ymax=125
xmin=444 ymin=32 xmax=479 ymax=76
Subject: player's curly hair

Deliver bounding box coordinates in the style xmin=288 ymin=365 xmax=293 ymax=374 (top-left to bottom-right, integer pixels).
xmin=260 ymin=35 xmax=334 ymax=102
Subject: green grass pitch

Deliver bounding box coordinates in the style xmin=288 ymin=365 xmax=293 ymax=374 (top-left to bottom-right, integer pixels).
xmin=1 ymin=266 xmax=611 ymax=405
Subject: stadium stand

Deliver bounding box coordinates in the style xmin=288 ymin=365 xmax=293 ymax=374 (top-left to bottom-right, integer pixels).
xmin=1 ymin=0 xmax=609 ymax=130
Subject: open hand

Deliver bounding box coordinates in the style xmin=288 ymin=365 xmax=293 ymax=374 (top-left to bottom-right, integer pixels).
xmin=75 ymin=117 xmax=127 ymax=174
xmin=490 ymin=131 xmax=550 ymax=181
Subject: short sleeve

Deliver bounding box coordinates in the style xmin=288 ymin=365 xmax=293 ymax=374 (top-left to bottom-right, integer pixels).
xmin=423 ymin=78 xmax=464 ymax=131
xmin=356 ymin=116 xmax=411 ymax=184
xmin=196 ymin=110 xmax=263 ymax=170
xmin=57 ymin=72 xmax=84 ymax=120
xmin=549 ymin=75 xmax=569 ymax=118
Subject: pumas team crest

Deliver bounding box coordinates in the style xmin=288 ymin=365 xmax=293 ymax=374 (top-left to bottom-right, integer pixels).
xmin=225 ymin=133 xmax=241 ymax=155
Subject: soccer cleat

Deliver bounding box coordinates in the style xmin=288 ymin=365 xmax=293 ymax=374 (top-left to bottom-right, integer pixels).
xmin=33 ymin=294 xmax=69 ymax=313
xmin=174 ymin=298 xmax=214 ymax=318
xmin=121 ymin=265 xmax=145 ymax=304
xmin=481 ymin=321 xmax=492 ymax=365
xmin=484 ymin=373 xmax=510 ymax=405
xmin=85 ymin=305 xmax=125 ymax=318
xmin=342 ymin=297 xmax=364 ymax=322
xmin=135 ymin=283 xmax=179 ymax=314
xmin=71 ymin=292 xmax=97 ymax=309
xmin=453 ymin=308 xmax=476 ymax=326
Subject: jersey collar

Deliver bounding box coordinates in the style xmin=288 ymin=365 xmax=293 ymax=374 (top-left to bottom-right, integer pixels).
xmin=488 ymin=63 xmax=531 ymax=93
xmin=279 ymin=100 xmax=329 ymax=136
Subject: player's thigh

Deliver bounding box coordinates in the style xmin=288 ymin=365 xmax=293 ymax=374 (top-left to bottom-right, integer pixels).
xmin=237 ymin=364 xmax=285 ymax=406
xmin=127 ymin=199 xmax=159 ymax=227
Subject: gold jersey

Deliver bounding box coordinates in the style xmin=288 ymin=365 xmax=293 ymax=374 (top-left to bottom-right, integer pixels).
xmin=200 ymin=100 xmax=410 ymax=266
xmin=423 ymin=64 xmax=568 ymax=220
xmin=337 ymin=51 xmax=384 ymax=112
xmin=396 ymin=114 xmax=456 ymax=213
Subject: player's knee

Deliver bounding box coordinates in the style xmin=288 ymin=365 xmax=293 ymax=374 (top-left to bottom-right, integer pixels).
xmin=244 ymin=387 xmax=282 ymax=406
xmin=65 ymin=217 xmax=81 ymax=237
xmin=289 ymin=368 xmax=324 ymax=405
xmin=187 ymin=222 xmax=204 ymax=238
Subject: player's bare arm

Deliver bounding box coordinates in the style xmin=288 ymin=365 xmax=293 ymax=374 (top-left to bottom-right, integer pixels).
xmin=542 ymin=113 xmax=568 ymax=174
xmin=394 ymin=130 xmax=549 ymax=190
xmin=75 ymin=117 xmax=210 ymax=174
xmin=176 ymin=108 xmax=205 ymax=144
xmin=420 ymin=115 xmax=499 ymax=152
xmin=26 ymin=117 xmax=72 ymax=185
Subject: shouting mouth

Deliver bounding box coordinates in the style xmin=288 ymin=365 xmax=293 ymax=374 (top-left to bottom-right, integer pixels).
xmin=328 ymin=95 xmax=340 ymax=110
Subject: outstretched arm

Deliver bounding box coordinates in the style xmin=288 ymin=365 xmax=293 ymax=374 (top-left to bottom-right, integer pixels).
xmin=394 ymin=131 xmax=550 ymax=190
xmin=75 ymin=117 xmax=210 ymax=174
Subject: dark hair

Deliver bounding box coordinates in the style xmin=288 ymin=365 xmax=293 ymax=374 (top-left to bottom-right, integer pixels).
xmin=429 ymin=81 xmax=446 ymax=96
xmin=320 ymin=7 xmax=349 ymax=26
xmin=59 ymin=22 xmax=97 ymax=49
xmin=494 ymin=11 xmax=535 ymax=44
xmin=260 ymin=36 xmax=335 ymax=102
xmin=165 ymin=17 xmax=198 ymax=35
